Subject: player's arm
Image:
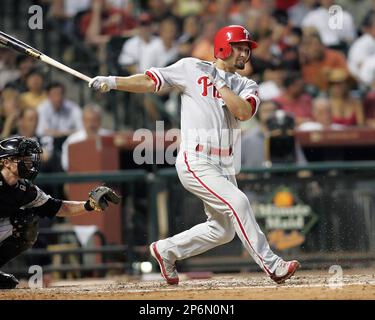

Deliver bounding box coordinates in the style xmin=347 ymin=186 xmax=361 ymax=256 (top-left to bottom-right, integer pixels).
xmin=56 ymin=201 xmax=88 ymax=217
xmin=196 ymin=61 xmax=258 ymax=121
xmin=217 ymin=87 xmax=256 ymax=121
xmin=29 ymin=185 xmax=120 ymax=218
xmin=56 ymin=186 xmax=121 ymax=217
xmin=90 ymin=59 xmax=188 ymax=94
xmin=89 ymin=74 xmax=155 ymax=93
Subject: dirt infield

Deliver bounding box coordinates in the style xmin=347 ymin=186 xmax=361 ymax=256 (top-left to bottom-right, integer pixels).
xmin=1 ymin=268 xmax=374 ymax=300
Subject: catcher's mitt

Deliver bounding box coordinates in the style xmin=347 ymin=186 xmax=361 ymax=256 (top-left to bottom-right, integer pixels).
xmin=85 ymin=186 xmax=121 ymax=211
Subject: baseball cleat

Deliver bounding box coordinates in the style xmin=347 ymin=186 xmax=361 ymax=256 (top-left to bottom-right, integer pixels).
xmin=0 ymin=271 xmax=19 ymax=289
xmin=270 ymin=260 xmax=300 ymax=284
xmin=149 ymin=242 xmax=179 ymax=285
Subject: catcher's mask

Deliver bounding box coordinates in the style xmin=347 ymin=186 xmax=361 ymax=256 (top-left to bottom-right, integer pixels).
xmin=0 ymin=136 xmax=42 ymax=180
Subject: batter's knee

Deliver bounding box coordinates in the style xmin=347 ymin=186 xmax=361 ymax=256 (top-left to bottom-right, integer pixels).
xmin=220 ymin=228 xmax=236 ymax=244
xmin=207 ymin=222 xmax=236 ymax=245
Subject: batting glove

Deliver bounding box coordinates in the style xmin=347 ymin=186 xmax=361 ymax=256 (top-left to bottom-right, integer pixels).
xmin=88 ymin=76 xmax=117 ymax=92
xmin=196 ymin=61 xmax=227 ymax=89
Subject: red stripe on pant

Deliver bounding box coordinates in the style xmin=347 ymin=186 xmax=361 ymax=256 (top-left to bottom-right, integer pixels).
xmin=183 ymin=152 xmax=271 ymax=276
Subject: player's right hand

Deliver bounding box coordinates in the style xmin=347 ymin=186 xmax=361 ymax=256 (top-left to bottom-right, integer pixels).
xmin=88 ymin=76 xmax=117 ymax=92
xmin=196 ymin=61 xmax=227 ymax=89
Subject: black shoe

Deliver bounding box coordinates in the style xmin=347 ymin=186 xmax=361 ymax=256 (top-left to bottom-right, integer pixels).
xmin=0 ymin=271 xmax=19 ymax=289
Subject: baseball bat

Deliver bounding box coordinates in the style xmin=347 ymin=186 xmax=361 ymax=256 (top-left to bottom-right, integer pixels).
xmin=0 ymin=31 xmax=108 ymax=92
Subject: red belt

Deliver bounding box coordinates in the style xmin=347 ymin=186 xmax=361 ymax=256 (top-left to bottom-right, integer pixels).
xmin=195 ymin=144 xmax=233 ymax=156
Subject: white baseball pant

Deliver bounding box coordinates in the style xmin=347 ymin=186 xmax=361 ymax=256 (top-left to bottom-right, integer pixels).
xmin=156 ymin=145 xmax=283 ymax=275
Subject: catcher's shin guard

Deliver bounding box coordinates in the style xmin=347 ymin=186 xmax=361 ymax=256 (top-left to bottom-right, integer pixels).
xmin=0 ymin=216 xmax=39 ymax=268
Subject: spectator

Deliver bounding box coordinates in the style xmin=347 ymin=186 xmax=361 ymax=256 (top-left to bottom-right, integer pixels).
xmin=280 ymin=26 xmax=303 ymax=72
xmin=298 ymin=96 xmax=345 ymax=131
xmin=177 ymin=15 xmax=200 ymax=59
xmin=362 ymin=78 xmax=375 ymax=127
xmin=118 ymin=13 xmax=160 ymax=74
xmin=273 ymin=72 xmax=313 ymax=125
xmin=241 ymin=100 xmax=306 ymax=168
xmin=299 ymin=30 xmax=348 ymax=91
xmin=339 ymin=0 xmax=375 ymax=29
xmin=211 ymin=0 xmax=238 ymax=27
xmin=5 ymin=55 xmax=35 ymax=93
xmin=143 ymin=17 xmax=179 ymax=68
xmin=328 ymin=68 xmax=365 ymax=126
xmin=246 ymin=10 xmax=285 ymax=77
xmin=358 ymin=53 xmax=375 ymax=87
xmin=146 ymin=0 xmax=177 ymax=25
xmin=16 ymin=108 xmax=53 ymax=163
xmin=61 ymin=104 xmax=111 ymax=171
xmin=0 ymin=48 xmax=18 ymax=91
xmin=81 ymin=0 xmax=137 ymax=44
xmin=19 ymin=69 xmax=47 ymax=110
xmin=81 ymin=0 xmax=137 ymax=73
xmin=50 ymin=0 xmax=91 ymax=23
xmin=301 ymin=0 xmax=356 ymax=49
xmin=172 ymin=0 xmax=204 ymax=18
xmin=191 ymin=19 xmax=218 ymax=61
xmin=36 ymin=82 xmax=83 ymax=140
xmin=348 ymin=12 xmax=375 ymax=85
xmin=0 ymin=88 xmax=20 ymax=139
xmin=251 ymin=28 xmax=283 ymax=78
xmin=287 ymin=0 xmax=316 ymax=27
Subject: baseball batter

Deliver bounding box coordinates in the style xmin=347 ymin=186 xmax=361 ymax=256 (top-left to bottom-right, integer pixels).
xmin=89 ymin=25 xmax=300 ymax=285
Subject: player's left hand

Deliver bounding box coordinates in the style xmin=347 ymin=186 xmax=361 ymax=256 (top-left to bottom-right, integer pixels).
xmin=85 ymin=186 xmax=121 ymax=211
xmin=196 ymin=61 xmax=227 ymax=89
xmin=88 ymin=76 xmax=117 ymax=92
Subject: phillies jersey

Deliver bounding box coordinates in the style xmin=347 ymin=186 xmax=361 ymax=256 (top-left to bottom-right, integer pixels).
xmin=145 ymin=57 xmax=260 ymax=149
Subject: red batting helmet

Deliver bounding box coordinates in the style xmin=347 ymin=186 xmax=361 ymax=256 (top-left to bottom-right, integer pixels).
xmin=214 ymin=25 xmax=258 ymax=61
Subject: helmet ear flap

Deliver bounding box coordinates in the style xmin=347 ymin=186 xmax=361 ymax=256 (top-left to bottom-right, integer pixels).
xmin=215 ymin=42 xmax=233 ymax=60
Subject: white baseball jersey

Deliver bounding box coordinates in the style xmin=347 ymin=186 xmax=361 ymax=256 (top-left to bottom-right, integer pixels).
xmin=145 ymin=57 xmax=260 ymax=149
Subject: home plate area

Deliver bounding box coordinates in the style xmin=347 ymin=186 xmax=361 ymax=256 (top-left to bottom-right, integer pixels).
xmin=0 ymin=268 xmax=374 ymax=300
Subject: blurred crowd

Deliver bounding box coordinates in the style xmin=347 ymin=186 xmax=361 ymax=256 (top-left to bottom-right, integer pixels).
xmin=1 ymin=0 xmax=375 ymax=171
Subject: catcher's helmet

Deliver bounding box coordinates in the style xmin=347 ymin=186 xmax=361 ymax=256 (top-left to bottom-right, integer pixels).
xmin=0 ymin=136 xmax=42 ymax=180
xmin=214 ymin=25 xmax=258 ymax=61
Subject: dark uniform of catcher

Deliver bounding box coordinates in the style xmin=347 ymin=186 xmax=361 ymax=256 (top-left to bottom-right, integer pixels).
xmin=0 ymin=136 xmax=120 ymax=289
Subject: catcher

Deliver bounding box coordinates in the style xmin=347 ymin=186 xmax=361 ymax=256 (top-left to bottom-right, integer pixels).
xmin=0 ymin=136 xmax=121 ymax=289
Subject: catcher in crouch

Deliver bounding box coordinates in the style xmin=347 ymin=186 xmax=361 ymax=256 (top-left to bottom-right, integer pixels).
xmin=0 ymin=136 xmax=121 ymax=289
